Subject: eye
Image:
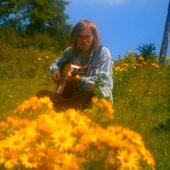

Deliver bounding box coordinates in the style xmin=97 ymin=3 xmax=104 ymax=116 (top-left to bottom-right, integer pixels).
xmin=78 ymin=35 xmax=91 ymax=40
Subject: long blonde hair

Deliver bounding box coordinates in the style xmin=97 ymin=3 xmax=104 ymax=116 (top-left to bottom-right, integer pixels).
xmin=69 ymin=20 xmax=100 ymax=55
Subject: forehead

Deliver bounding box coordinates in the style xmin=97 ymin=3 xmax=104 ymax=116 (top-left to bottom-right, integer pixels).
xmin=78 ymin=28 xmax=92 ymax=36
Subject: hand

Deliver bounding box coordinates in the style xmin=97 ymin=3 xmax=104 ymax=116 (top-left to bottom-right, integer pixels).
xmin=67 ymin=71 xmax=81 ymax=82
xmin=75 ymin=74 xmax=81 ymax=81
xmin=52 ymin=70 xmax=60 ymax=83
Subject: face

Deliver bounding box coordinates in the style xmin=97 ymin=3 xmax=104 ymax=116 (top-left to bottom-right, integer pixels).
xmin=76 ymin=28 xmax=94 ymax=52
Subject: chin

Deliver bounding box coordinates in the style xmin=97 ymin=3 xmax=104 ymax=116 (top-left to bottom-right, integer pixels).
xmin=81 ymin=46 xmax=90 ymax=51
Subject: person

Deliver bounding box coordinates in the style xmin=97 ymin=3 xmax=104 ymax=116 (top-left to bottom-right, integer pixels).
xmin=50 ymin=19 xmax=113 ymax=108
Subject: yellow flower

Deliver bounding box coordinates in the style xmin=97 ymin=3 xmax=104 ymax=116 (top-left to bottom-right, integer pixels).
xmin=80 ymin=129 xmax=97 ymax=147
xmin=65 ymin=109 xmax=91 ymax=127
xmin=140 ymin=146 xmax=156 ymax=169
xmin=123 ymin=130 xmax=144 ymax=146
xmin=138 ymin=55 xmax=145 ymax=61
xmin=114 ymin=66 xmax=122 ymax=72
xmin=151 ymin=63 xmax=160 ymax=68
xmin=4 ymin=133 xmax=27 ymax=151
xmin=92 ymin=97 xmax=98 ymax=103
xmin=45 ymin=55 xmax=49 ymax=59
xmin=20 ymin=152 xmax=39 ymax=169
xmin=39 ymin=97 xmax=53 ymax=109
xmin=64 ymin=108 xmax=80 ymax=123
xmin=16 ymin=97 xmax=41 ymax=112
xmin=61 ymin=153 xmax=80 ymax=170
xmin=0 ymin=148 xmax=19 ymax=169
xmin=20 ymin=123 xmax=37 ymax=142
xmin=106 ymin=151 xmax=117 ymax=167
xmin=117 ymin=148 xmax=140 ymax=170
xmin=52 ymin=128 xmax=76 ymax=152
xmin=37 ymin=114 xmax=56 ymax=134
xmin=37 ymin=57 xmax=42 ymax=61
xmin=142 ymin=61 xmax=148 ymax=65
xmin=5 ymin=116 xmax=29 ymax=130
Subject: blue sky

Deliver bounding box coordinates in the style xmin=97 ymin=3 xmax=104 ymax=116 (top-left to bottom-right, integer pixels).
xmin=66 ymin=0 xmax=169 ymax=59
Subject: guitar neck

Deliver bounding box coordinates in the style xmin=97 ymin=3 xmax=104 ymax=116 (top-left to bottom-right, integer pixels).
xmin=71 ymin=64 xmax=89 ymax=76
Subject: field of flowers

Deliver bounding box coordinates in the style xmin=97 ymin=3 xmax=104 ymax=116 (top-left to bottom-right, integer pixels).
xmin=0 ymin=49 xmax=170 ymax=170
xmin=0 ymin=96 xmax=155 ymax=170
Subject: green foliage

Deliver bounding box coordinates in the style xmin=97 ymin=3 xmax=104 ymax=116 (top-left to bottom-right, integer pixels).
xmin=167 ymin=68 xmax=170 ymax=112
xmin=0 ymin=0 xmax=72 ymax=49
xmin=0 ymin=26 xmax=69 ymax=53
xmin=94 ymin=74 xmax=104 ymax=98
xmin=0 ymin=0 xmax=70 ymax=33
xmin=0 ymin=42 xmax=59 ymax=79
xmin=136 ymin=43 xmax=157 ymax=60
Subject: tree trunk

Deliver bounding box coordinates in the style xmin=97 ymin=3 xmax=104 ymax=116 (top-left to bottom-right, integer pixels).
xmin=159 ymin=0 xmax=170 ymax=64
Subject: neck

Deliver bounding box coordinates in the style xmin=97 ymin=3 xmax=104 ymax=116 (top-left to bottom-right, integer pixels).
xmin=82 ymin=49 xmax=91 ymax=58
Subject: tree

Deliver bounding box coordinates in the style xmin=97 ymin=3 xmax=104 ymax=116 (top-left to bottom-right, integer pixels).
xmin=0 ymin=0 xmax=72 ymax=50
xmin=0 ymin=0 xmax=71 ymax=35
xmin=136 ymin=43 xmax=156 ymax=60
xmin=159 ymin=0 xmax=170 ymax=64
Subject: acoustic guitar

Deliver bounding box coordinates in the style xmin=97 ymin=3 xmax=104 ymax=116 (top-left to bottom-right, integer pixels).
xmin=56 ymin=63 xmax=90 ymax=98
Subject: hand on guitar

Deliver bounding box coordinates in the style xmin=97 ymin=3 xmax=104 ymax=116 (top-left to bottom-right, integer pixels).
xmin=52 ymin=70 xmax=61 ymax=83
xmin=67 ymin=69 xmax=82 ymax=82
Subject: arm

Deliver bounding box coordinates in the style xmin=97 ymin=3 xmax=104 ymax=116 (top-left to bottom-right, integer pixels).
xmin=50 ymin=47 xmax=71 ymax=74
xmin=78 ymin=47 xmax=113 ymax=100
xmin=50 ymin=47 xmax=71 ymax=82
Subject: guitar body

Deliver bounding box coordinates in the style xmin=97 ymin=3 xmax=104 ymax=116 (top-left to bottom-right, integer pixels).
xmin=56 ymin=63 xmax=69 ymax=96
xmin=56 ymin=63 xmax=88 ymax=98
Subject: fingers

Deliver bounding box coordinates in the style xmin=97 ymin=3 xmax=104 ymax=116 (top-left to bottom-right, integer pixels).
xmin=52 ymin=71 xmax=60 ymax=83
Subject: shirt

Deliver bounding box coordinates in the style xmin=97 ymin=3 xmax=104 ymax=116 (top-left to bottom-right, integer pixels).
xmin=50 ymin=46 xmax=113 ymax=101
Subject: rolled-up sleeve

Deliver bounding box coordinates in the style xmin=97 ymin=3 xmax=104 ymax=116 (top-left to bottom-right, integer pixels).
xmin=78 ymin=47 xmax=113 ymax=100
xmin=50 ymin=47 xmax=71 ymax=74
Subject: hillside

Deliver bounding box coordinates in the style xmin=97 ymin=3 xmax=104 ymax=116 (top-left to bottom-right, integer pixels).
xmin=0 ymin=51 xmax=170 ymax=169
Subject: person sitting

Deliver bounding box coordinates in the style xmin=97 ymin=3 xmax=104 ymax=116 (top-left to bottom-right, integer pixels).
xmin=49 ymin=19 xmax=113 ymax=109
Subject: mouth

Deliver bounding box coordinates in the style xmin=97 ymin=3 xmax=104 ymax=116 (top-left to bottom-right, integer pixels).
xmin=81 ymin=44 xmax=90 ymax=48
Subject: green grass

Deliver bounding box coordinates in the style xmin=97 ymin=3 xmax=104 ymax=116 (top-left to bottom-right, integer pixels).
xmin=0 ymin=52 xmax=170 ymax=169
xmin=0 ymin=78 xmax=54 ymax=119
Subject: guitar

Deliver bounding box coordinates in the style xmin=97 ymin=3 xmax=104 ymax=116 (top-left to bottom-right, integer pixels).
xmin=56 ymin=63 xmax=90 ymax=98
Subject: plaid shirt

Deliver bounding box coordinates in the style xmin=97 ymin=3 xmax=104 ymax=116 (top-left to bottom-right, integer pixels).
xmin=50 ymin=46 xmax=113 ymax=101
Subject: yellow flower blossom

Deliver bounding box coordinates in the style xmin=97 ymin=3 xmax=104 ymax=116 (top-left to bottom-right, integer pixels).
xmin=142 ymin=61 xmax=148 ymax=65
xmin=39 ymin=97 xmax=53 ymax=109
xmin=117 ymin=148 xmax=140 ymax=170
xmin=80 ymin=130 xmax=97 ymax=147
xmin=64 ymin=108 xmax=81 ymax=124
xmin=37 ymin=114 xmax=57 ymax=134
xmin=20 ymin=123 xmax=37 ymax=142
xmin=37 ymin=57 xmax=42 ymax=61
xmin=151 ymin=63 xmax=160 ymax=68
xmin=92 ymin=96 xmax=98 ymax=103
xmin=0 ymin=96 xmax=155 ymax=170
xmin=127 ymin=130 xmax=144 ymax=146
xmin=61 ymin=153 xmax=80 ymax=170
xmin=4 ymin=133 xmax=27 ymax=151
xmin=20 ymin=152 xmax=39 ymax=169
xmin=5 ymin=117 xmax=29 ymax=129
xmin=0 ymin=148 xmax=19 ymax=169
xmin=16 ymin=96 xmax=53 ymax=112
xmin=16 ymin=97 xmax=41 ymax=112
xmin=140 ymin=146 xmax=156 ymax=169
xmin=52 ymin=129 xmax=76 ymax=152
xmin=138 ymin=55 xmax=145 ymax=61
